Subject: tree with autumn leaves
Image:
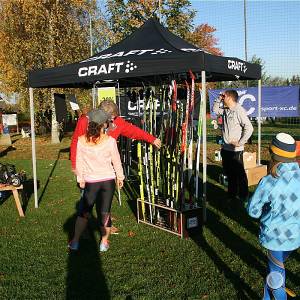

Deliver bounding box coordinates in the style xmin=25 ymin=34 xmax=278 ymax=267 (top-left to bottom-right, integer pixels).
xmin=187 ymin=23 xmax=222 ymax=56
xmin=0 ymin=0 xmax=222 ymax=142
xmin=0 ymin=0 xmax=107 ymax=142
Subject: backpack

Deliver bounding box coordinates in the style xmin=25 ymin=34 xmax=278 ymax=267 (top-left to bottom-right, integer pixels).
xmin=0 ymin=163 xmax=25 ymax=187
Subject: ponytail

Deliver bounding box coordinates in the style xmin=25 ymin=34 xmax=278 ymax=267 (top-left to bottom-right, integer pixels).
xmin=86 ymin=121 xmax=105 ymax=143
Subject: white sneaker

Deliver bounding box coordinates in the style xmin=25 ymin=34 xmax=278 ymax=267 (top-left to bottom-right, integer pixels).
xmin=99 ymin=241 xmax=110 ymax=252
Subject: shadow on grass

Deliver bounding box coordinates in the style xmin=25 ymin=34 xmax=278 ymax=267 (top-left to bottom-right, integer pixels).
xmin=0 ymin=190 xmax=11 ymax=205
xmin=0 ymin=134 xmax=20 ymax=157
xmin=63 ymin=201 xmax=110 ymax=300
xmin=121 ymin=163 xmax=259 ymax=236
xmin=292 ymin=251 xmax=300 ymax=262
xmin=204 ymin=165 xmax=300 ymax=290
xmin=38 ymin=147 xmax=70 ymax=205
xmin=0 ymin=179 xmax=40 ymax=215
xmin=208 ymin=164 xmax=300 ymax=283
xmin=194 ymin=198 xmax=264 ymax=299
xmin=21 ymin=179 xmax=40 ymax=213
xmin=206 ymin=207 xmax=266 ymax=272
xmin=197 ymin=208 xmax=300 ymax=296
xmin=192 ymin=230 xmax=260 ymax=299
xmin=206 ymin=164 xmax=260 ymax=237
xmin=122 ymin=175 xmax=140 ymax=218
xmin=0 ymin=145 xmax=16 ymax=157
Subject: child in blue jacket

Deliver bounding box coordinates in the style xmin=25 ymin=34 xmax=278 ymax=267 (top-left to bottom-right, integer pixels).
xmin=247 ymin=132 xmax=300 ymax=300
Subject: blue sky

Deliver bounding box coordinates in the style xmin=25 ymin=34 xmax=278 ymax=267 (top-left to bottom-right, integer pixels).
xmin=190 ymin=0 xmax=300 ymax=78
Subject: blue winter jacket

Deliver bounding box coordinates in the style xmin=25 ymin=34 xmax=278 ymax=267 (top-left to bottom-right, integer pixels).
xmin=247 ymin=162 xmax=300 ymax=251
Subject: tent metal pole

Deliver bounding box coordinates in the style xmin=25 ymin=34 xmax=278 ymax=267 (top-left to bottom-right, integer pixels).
xmin=258 ymin=79 xmax=262 ymax=165
xmin=89 ymin=13 xmax=93 ymax=56
xmin=158 ymin=0 xmax=162 ymax=22
xmin=29 ymin=88 xmax=38 ymax=208
xmin=201 ymin=71 xmax=207 ymax=223
xmin=117 ymin=81 xmax=121 ymax=115
xmin=92 ymin=83 xmax=96 ymax=109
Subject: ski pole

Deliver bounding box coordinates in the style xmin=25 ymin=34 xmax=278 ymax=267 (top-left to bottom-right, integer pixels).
xmin=118 ymin=186 xmax=122 ymax=206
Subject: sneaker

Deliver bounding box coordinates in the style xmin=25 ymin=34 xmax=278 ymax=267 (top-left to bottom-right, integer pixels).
xmin=68 ymin=240 xmax=79 ymax=251
xmin=99 ymin=240 xmax=110 ymax=252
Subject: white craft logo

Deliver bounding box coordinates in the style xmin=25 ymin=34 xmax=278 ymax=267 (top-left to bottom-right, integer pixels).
xmin=78 ymin=60 xmax=137 ymax=77
xmin=227 ymin=60 xmax=248 ymax=73
xmin=80 ymin=49 xmax=173 ymax=63
xmin=125 ymin=61 xmax=137 ymax=73
xmin=151 ymin=48 xmax=172 ymax=55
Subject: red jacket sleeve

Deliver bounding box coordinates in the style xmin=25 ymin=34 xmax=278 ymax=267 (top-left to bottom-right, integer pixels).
xmin=70 ymin=115 xmax=88 ymax=170
xmin=110 ymin=116 xmax=156 ymax=144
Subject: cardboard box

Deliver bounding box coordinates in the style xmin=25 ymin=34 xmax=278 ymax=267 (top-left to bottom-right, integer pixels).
xmin=245 ymin=165 xmax=267 ymax=186
xmin=243 ymin=152 xmax=257 ymax=169
xmin=296 ymin=141 xmax=300 ymax=158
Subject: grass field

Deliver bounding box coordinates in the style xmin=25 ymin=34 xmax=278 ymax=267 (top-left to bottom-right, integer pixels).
xmin=0 ymin=134 xmax=299 ymax=299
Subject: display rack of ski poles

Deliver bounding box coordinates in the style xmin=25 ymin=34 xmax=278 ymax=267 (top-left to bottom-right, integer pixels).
xmin=136 ymin=71 xmax=204 ymax=238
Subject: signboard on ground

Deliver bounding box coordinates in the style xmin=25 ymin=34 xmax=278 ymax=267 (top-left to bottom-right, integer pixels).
xmin=2 ymin=114 xmax=17 ymax=126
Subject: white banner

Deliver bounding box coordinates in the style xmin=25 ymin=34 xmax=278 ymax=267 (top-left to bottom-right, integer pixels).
xmin=2 ymin=114 xmax=17 ymax=126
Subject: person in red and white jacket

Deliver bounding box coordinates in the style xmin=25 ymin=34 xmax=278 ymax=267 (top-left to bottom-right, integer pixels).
xmin=70 ymin=100 xmax=161 ymax=172
xmin=70 ymin=100 xmax=161 ymax=234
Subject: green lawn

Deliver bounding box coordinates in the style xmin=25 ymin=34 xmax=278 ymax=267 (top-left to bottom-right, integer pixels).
xmin=0 ymin=134 xmax=299 ymax=299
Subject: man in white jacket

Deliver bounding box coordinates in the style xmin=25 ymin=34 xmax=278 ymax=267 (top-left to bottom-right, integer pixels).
xmin=213 ymin=90 xmax=253 ymax=202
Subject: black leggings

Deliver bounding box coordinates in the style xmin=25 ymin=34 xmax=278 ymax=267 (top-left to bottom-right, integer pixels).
xmin=79 ymin=179 xmax=115 ymax=227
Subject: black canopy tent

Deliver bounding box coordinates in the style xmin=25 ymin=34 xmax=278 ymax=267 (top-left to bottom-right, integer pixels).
xmin=28 ymin=18 xmax=262 ymax=210
xmin=29 ymin=18 xmax=261 ymax=88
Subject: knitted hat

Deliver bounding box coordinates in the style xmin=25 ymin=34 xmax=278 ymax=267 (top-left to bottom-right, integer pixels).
xmin=269 ymin=133 xmax=296 ymax=162
xmin=87 ymin=109 xmax=109 ymax=125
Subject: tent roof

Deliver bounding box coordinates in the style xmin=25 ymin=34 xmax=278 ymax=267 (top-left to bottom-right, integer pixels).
xmin=28 ymin=18 xmax=261 ymax=88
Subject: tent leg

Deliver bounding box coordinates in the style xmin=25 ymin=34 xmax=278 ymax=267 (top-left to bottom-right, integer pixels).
xmin=117 ymin=81 xmax=121 ymax=115
xmin=92 ymin=84 xmax=96 ymax=109
xmin=29 ymin=88 xmax=38 ymax=208
xmin=201 ymin=71 xmax=207 ymax=223
xmin=257 ymin=79 xmax=262 ymax=165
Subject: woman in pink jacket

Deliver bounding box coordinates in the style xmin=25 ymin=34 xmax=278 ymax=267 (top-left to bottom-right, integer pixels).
xmin=68 ymin=109 xmax=124 ymax=252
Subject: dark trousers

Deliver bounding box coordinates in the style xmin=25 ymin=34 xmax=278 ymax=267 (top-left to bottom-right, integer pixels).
xmin=221 ymin=149 xmax=248 ymax=199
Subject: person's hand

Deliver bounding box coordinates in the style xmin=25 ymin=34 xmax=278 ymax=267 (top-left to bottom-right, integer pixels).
xmin=79 ymin=181 xmax=85 ymax=189
xmin=117 ymin=179 xmax=124 ymax=189
xmin=152 ymin=138 xmax=161 ymax=149
xmin=230 ymin=141 xmax=240 ymax=147
xmin=218 ymin=93 xmax=225 ymax=101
